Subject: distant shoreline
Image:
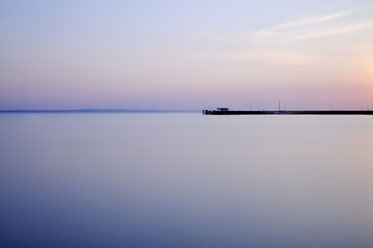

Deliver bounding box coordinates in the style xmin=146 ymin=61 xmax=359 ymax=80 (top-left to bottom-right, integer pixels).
xmin=0 ymin=109 xmax=200 ymax=113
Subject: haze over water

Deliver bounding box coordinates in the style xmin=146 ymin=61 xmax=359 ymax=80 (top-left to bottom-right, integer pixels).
xmin=1 ymin=113 xmax=373 ymax=247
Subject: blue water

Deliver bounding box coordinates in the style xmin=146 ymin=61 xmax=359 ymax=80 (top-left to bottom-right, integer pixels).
xmin=1 ymin=113 xmax=373 ymax=247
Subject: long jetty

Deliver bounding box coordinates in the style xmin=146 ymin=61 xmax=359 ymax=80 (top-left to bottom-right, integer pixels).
xmin=203 ymin=108 xmax=373 ymax=115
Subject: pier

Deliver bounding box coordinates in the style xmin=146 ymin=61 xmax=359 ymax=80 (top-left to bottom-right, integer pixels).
xmin=203 ymin=108 xmax=373 ymax=115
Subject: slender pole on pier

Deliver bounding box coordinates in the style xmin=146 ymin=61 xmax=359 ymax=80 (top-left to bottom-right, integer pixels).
xmin=278 ymin=99 xmax=281 ymax=111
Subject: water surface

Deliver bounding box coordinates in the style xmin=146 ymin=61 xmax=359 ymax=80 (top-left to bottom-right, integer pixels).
xmin=1 ymin=113 xmax=373 ymax=247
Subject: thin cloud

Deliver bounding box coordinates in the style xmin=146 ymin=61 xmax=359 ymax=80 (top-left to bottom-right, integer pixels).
xmin=290 ymin=21 xmax=373 ymax=40
xmin=274 ymin=11 xmax=350 ymax=29
xmin=250 ymin=9 xmax=373 ymax=42
xmin=221 ymin=50 xmax=315 ymax=66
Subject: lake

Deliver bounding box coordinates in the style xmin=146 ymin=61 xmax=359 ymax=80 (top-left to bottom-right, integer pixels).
xmin=1 ymin=113 xmax=373 ymax=247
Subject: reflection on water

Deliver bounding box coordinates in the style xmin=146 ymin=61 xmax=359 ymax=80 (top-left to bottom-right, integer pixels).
xmin=0 ymin=113 xmax=373 ymax=247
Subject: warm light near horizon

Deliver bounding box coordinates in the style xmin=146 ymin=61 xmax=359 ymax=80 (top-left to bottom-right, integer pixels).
xmin=358 ymin=58 xmax=373 ymax=87
xmin=369 ymin=60 xmax=373 ymax=81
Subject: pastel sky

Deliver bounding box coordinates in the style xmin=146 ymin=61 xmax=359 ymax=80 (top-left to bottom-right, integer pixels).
xmin=1 ymin=0 xmax=373 ymax=110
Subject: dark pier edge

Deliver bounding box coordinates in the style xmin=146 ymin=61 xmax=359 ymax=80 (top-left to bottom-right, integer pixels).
xmin=203 ymin=109 xmax=373 ymax=115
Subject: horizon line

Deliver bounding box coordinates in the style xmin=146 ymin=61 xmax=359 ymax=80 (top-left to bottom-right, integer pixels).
xmin=0 ymin=108 xmax=200 ymax=113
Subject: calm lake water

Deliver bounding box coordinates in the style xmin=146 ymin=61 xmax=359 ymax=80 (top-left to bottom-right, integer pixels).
xmin=1 ymin=113 xmax=373 ymax=247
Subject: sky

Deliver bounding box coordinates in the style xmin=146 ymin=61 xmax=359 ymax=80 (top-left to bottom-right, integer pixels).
xmin=1 ymin=0 xmax=373 ymax=110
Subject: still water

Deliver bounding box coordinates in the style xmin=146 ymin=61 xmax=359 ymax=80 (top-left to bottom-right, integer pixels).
xmin=0 ymin=113 xmax=373 ymax=247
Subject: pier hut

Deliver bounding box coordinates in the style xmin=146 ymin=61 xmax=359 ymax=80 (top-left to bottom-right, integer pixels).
xmin=217 ymin=108 xmax=229 ymax=112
